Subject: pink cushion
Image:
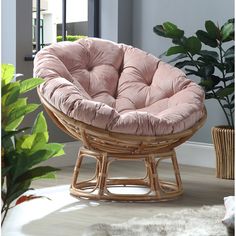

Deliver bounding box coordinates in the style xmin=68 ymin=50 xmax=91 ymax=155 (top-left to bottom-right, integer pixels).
xmin=34 ymin=38 xmax=205 ymax=136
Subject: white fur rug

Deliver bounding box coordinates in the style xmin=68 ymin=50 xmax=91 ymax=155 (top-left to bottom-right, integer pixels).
xmin=83 ymin=205 xmax=227 ymax=236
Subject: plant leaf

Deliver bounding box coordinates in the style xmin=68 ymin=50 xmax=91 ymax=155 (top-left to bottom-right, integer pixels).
xmin=16 ymin=166 xmax=59 ymax=182
xmin=196 ymin=30 xmax=218 ymax=47
xmin=32 ymin=112 xmax=47 ymax=134
xmin=199 ymin=50 xmax=219 ymax=60
xmin=167 ymin=53 xmax=187 ymax=63
xmin=5 ymin=181 xmax=31 ymax=205
xmin=153 ymin=25 xmax=166 ymax=37
xmin=205 ymin=92 xmax=215 ymax=99
xmin=216 ymin=83 xmax=234 ymax=98
xmin=205 ymin=20 xmax=219 ymax=39
xmin=19 ymin=134 xmax=37 ymax=150
xmin=44 ymin=143 xmax=65 ymax=157
xmin=223 ymin=104 xmax=234 ymax=110
xmin=2 ymin=127 xmax=30 ymax=139
xmin=20 ymin=78 xmax=44 ymax=94
xmin=200 ymin=65 xmax=215 ymax=78
xmin=12 ymin=150 xmax=56 ymax=179
xmin=221 ymin=22 xmax=234 ymax=41
xmin=175 ymin=60 xmax=202 ymax=69
xmin=4 ymin=104 xmax=40 ymax=131
xmin=15 ymin=195 xmax=45 ymax=205
xmin=2 ymin=86 xmax=20 ymax=106
xmin=224 ymin=46 xmax=234 ymax=59
xmin=1 ymin=64 xmax=15 ymax=86
xmin=163 ymin=22 xmax=184 ymax=39
xmin=184 ymin=36 xmax=202 ymax=55
xmin=2 ymin=166 xmax=12 ymax=177
xmin=166 ymin=46 xmax=186 ymax=56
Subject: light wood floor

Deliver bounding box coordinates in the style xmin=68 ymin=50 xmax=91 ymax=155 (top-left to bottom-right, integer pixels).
xmin=4 ymin=161 xmax=234 ymax=236
xmin=32 ymin=161 xmax=234 ymax=206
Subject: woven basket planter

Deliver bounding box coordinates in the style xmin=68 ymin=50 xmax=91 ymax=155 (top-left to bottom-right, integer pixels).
xmin=212 ymin=126 xmax=234 ymax=179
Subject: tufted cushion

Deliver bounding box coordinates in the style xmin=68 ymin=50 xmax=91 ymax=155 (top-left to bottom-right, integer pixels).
xmin=34 ymin=38 xmax=205 ymax=136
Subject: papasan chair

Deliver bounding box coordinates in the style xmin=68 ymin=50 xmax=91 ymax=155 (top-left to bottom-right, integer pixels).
xmin=34 ymin=37 xmax=206 ymax=201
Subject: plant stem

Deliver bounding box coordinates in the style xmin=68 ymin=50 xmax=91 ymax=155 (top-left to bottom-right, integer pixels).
xmin=218 ymin=42 xmax=234 ymax=127
xmin=186 ymin=52 xmax=201 ymax=70
xmin=212 ymin=90 xmax=232 ymax=126
xmin=1 ymin=204 xmax=9 ymax=226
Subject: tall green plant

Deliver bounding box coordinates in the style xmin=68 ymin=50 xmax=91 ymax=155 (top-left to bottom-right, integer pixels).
xmin=1 ymin=64 xmax=64 ymax=225
xmin=153 ymin=19 xmax=234 ymax=127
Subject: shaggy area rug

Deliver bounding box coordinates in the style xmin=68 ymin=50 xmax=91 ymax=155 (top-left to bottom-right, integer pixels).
xmin=83 ymin=205 xmax=228 ymax=236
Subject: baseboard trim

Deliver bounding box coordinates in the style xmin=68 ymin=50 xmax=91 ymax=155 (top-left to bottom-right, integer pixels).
xmin=43 ymin=141 xmax=216 ymax=169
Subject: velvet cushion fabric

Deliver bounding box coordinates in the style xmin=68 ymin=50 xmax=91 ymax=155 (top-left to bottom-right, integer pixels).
xmin=34 ymin=38 xmax=205 ymax=136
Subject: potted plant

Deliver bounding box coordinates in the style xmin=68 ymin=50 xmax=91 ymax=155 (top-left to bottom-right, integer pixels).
xmin=153 ymin=19 xmax=234 ymax=179
xmin=1 ymin=64 xmax=64 ymax=225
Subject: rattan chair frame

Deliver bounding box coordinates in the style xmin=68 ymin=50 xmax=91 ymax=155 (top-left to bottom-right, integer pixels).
xmin=38 ymin=88 xmax=207 ymax=201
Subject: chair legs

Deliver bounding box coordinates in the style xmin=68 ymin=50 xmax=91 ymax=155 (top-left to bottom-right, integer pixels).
xmin=70 ymin=147 xmax=183 ymax=201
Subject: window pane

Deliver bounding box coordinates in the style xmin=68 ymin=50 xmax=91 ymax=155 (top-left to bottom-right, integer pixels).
xmin=32 ymin=0 xmax=88 ymax=52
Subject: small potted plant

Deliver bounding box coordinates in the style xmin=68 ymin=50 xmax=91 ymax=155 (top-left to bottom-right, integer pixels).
xmin=153 ymin=19 xmax=234 ymax=179
xmin=1 ymin=64 xmax=64 ymax=225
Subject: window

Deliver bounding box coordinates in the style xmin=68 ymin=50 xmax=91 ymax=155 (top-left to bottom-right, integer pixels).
xmin=32 ymin=0 xmax=99 ymax=54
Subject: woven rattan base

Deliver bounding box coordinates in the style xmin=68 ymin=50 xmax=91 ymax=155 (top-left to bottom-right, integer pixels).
xmin=70 ymin=147 xmax=183 ymax=201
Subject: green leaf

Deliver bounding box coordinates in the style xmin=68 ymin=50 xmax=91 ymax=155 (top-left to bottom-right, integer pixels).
xmin=227 ymin=18 xmax=235 ymax=24
xmin=16 ymin=166 xmax=59 ymax=182
xmin=6 ymin=98 xmax=27 ymax=113
xmin=32 ymin=112 xmax=47 ymax=134
xmin=216 ymin=84 xmax=234 ymax=98
xmin=3 ymin=117 xmax=24 ymax=132
xmin=2 ymin=86 xmax=20 ymax=107
xmin=12 ymin=149 xmax=56 ymax=179
xmin=205 ymin=92 xmax=216 ymax=99
xmin=153 ymin=25 xmax=166 ymax=37
xmin=205 ymin=20 xmax=219 ymax=39
xmin=20 ymin=134 xmax=37 ymax=150
xmin=221 ymin=22 xmax=234 ymax=41
xmin=5 ymin=182 xmax=31 ymax=205
xmin=1 ymin=64 xmax=15 ymax=86
xmin=2 ymin=81 xmax=20 ymax=97
xmin=20 ymin=78 xmax=44 ymax=94
xmin=5 ymin=104 xmax=40 ymax=131
xmin=184 ymin=36 xmax=202 ymax=55
xmin=44 ymin=143 xmax=65 ymax=157
xmin=225 ymin=58 xmax=234 ymax=73
xmin=196 ymin=30 xmax=218 ymax=47
xmin=2 ymin=127 xmax=30 ymax=140
xmin=2 ymin=166 xmax=12 ymax=177
xmin=223 ymin=104 xmax=234 ymax=110
xmin=224 ymin=46 xmax=234 ymax=59
xmin=29 ymin=132 xmax=49 ymax=152
xmin=199 ymin=80 xmax=215 ymax=91
xmin=175 ymin=60 xmax=202 ymax=69
xmin=166 ymin=46 xmax=186 ymax=56
xmin=163 ymin=22 xmax=184 ymax=39
xmin=199 ymin=75 xmax=221 ymax=91
xmin=199 ymin=50 xmax=219 ymax=60
xmin=200 ymin=65 xmax=215 ymax=77
xmin=172 ymin=37 xmax=186 ymax=45
xmin=167 ymin=53 xmax=187 ymax=63
xmin=185 ymin=68 xmax=202 ymax=76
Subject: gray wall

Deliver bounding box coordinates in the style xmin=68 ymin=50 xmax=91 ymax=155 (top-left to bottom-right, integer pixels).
xmin=1 ymin=0 xmax=16 ymax=66
xmin=132 ymin=0 xmax=234 ymax=143
xmin=100 ymin=0 xmax=133 ymax=45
